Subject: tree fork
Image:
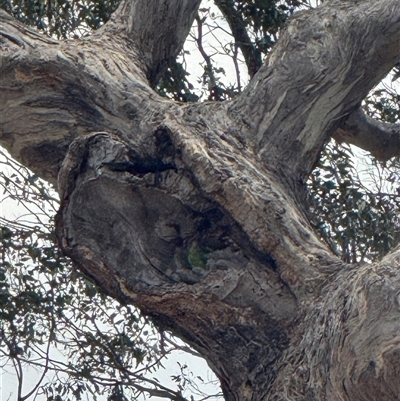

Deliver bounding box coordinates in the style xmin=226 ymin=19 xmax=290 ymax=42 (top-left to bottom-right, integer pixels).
xmin=55 ymin=131 xmax=298 ymax=400
xmin=2 ymin=0 xmax=400 ymax=399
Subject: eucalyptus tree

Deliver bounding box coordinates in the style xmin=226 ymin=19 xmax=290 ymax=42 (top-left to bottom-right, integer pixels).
xmin=2 ymin=0 xmax=400 ymax=400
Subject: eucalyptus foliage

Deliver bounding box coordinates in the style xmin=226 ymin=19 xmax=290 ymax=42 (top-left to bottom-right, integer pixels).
xmin=308 ymin=140 xmax=400 ymax=263
xmin=0 ymin=0 xmax=119 ymax=38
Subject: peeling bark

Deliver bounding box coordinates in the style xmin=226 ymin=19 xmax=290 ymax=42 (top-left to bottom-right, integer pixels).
xmin=231 ymin=0 xmax=400 ymax=179
xmin=2 ymin=0 xmax=400 ymax=400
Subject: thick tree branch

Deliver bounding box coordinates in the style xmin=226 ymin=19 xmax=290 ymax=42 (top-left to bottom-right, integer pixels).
xmin=270 ymin=251 xmax=400 ymax=400
xmin=335 ymin=107 xmax=400 ymax=161
xmin=230 ymin=0 xmax=400 ymax=181
xmin=3 ymin=1 xmax=400 ymax=399
xmin=1 ymin=0 xmax=395 ymax=297
xmin=2 ymin=0 xmax=398 ymax=297
xmin=109 ymin=0 xmax=203 ymax=85
xmin=0 ymin=9 xmax=153 ymax=184
xmin=0 ymin=0 xmax=204 ymax=180
xmin=162 ymin=104 xmax=340 ymax=297
xmin=55 ymin=131 xmax=301 ymax=400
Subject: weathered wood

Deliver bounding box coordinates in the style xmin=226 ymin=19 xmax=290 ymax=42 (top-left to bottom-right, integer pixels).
xmin=334 ymin=107 xmax=400 ymax=160
xmin=231 ymin=0 xmax=400 ymax=180
xmin=2 ymin=0 xmax=400 ymax=399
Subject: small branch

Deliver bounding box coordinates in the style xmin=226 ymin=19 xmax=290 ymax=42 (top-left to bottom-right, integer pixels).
xmin=20 ymin=309 xmax=56 ymax=401
xmin=214 ymin=0 xmax=262 ymax=78
xmin=164 ymin=336 xmax=202 ymax=358
xmin=1 ymin=332 xmax=24 ymax=400
xmin=194 ymin=14 xmax=217 ymax=97
xmin=232 ymin=43 xmax=242 ymax=93
xmin=230 ymin=0 xmax=400 ymax=179
xmin=5 ymin=349 xmax=190 ymax=401
xmin=335 ymin=107 xmax=400 ymax=161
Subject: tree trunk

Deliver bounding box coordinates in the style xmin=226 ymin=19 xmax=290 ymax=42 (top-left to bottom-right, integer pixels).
xmin=2 ymin=1 xmax=400 ymax=400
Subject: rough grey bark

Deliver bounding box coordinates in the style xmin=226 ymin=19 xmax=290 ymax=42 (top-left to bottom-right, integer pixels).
xmin=2 ymin=0 xmax=400 ymax=400
xmin=111 ymin=0 xmax=203 ymax=84
xmin=334 ymin=107 xmax=400 ymax=161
